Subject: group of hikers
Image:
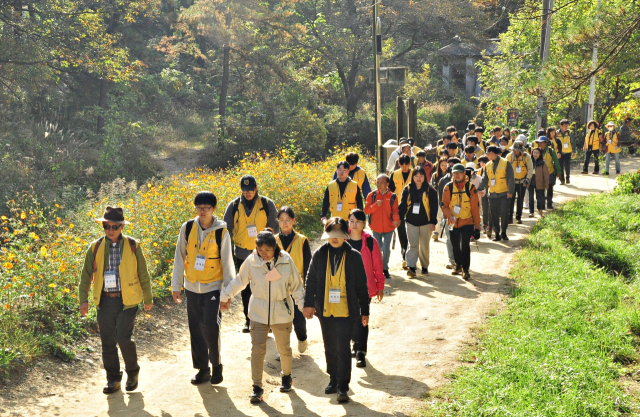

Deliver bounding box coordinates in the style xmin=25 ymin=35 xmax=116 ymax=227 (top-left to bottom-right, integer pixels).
xmin=77 ymin=117 xmax=636 ymax=405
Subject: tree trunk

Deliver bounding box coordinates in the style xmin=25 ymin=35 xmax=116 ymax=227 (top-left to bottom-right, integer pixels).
xmin=219 ymin=45 xmax=230 ymax=143
xmin=97 ymin=78 xmax=108 ymax=134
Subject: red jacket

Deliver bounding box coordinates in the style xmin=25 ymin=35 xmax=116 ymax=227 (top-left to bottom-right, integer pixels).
xmin=359 ymin=231 xmax=385 ymax=297
xmin=364 ymin=189 xmax=400 ymax=234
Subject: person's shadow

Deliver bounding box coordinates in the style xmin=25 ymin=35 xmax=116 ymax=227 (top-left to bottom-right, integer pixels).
xmin=357 ymin=362 xmax=430 ymax=400
xmin=196 ymin=385 xmax=251 ymax=417
xmin=107 ymin=391 xmax=156 ymax=417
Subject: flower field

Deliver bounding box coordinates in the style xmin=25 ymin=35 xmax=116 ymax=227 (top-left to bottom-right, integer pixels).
xmin=0 ymin=146 xmax=376 ymax=371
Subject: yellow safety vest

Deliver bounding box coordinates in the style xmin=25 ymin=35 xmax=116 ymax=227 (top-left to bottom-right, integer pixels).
xmin=558 ymin=130 xmax=572 ymax=153
xmin=327 ymin=180 xmax=358 ymax=220
xmin=448 ymin=181 xmax=472 ymax=220
xmin=185 ymin=222 xmax=225 ymax=284
xmin=585 ymin=129 xmax=601 ymax=150
xmin=392 ymin=168 xmax=412 ymax=195
xmin=605 ymin=131 xmax=621 ymax=154
xmin=405 ymin=186 xmax=432 ymax=221
xmin=350 ymin=168 xmax=367 ymax=191
xmin=91 ymin=236 xmax=142 ymax=307
xmin=507 ymin=152 xmax=529 ymax=180
xmin=276 ymin=232 xmax=308 ymax=278
xmin=542 ymin=149 xmax=555 ymax=174
xmin=323 ymin=253 xmax=348 ymax=317
xmin=486 ymin=158 xmax=509 ymax=194
xmin=463 ymin=153 xmax=479 ymax=165
xmin=233 ymin=197 xmax=268 ymax=250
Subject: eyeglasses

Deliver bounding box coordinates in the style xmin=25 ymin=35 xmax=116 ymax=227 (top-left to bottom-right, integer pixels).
xmin=348 ymin=220 xmax=364 ymax=225
xmin=103 ymin=224 xmax=122 ymax=231
xmin=195 ymin=206 xmax=213 ymax=212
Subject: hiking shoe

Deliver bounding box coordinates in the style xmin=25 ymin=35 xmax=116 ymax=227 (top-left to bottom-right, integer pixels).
xmin=280 ymin=375 xmax=292 ymax=392
xmin=337 ymin=388 xmax=350 ymax=403
xmin=125 ymin=370 xmax=139 ymax=392
xmin=446 ymin=261 xmax=456 ymax=270
xmin=191 ymin=368 xmax=211 ymax=385
xmin=325 ymin=379 xmax=338 ymax=394
xmin=355 ymin=351 xmax=366 ymax=368
xmin=492 ymin=236 xmax=501 ymax=242
xmin=516 ymin=218 xmax=522 ymax=224
xmin=210 ymin=364 xmax=223 ymax=385
xmin=501 ymin=234 xmax=509 ymax=241
xmin=452 ymin=267 xmax=463 ymax=275
xmin=242 ymin=320 xmax=250 ymax=333
xmin=566 ymin=178 xmax=570 ymax=184
xmin=402 ymin=260 xmax=408 ymax=270
xmin=103 ymin=380 xmax=121 ymax=394
xmin=547 ymin=205 xmax=554 ymax=210
xmin=407 ymin=268 xmax=417 ymax=278
xmin=560 ymin=180 xmax=565 ymax=185
xmin=529 ymin=212 xmax=535 ymax=218
xmin=581 ymin=170 xmax=588 ymax=174
xmin=421 ymin=267 xmax=428 ymax=275
xmin=601 ymin=171 xmax=609 ymax=175
xmin=250 ymin=385 xmax=264 ymax=403
xmin=298 ymin=339 xmax=308 ymax=354
xmin=384 ymin=270 xmax=391 ymax=280
xmin=463 ymin=272 xmax=471 ymax=280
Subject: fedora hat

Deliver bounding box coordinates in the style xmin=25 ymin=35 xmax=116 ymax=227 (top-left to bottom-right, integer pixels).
xmin=95 ymin=206 xmax=130 ymax=224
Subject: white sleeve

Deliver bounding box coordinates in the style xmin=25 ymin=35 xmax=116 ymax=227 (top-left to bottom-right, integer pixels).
xmin=170 ymin=223 xmax=188 ymax=292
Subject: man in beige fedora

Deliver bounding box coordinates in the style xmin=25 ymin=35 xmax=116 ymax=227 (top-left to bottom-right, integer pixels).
xmin=78 ymin=206 xmax=153 ymax=394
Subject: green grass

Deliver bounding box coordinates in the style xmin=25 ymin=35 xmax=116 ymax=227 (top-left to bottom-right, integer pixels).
xmin=423 ymin=194 xmax=640 ymax=416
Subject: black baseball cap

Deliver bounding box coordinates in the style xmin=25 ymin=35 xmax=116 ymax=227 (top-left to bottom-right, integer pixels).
xmin=240 ymin=175 xmax=257 ymax=191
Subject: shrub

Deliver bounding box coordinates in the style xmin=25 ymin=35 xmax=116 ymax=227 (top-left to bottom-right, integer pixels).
xmin=613 ymin=170 xmax=640 ymax=195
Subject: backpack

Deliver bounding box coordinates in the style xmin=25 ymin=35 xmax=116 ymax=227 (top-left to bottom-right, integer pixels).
xmin=366 ymin=235 xmax=374 ymax=253
xmin=185 ymin=220 xmax=225 ymax=250
xmin=231 ymin=196 xmax=270 ymax=223
xmin=367 ymin=190 xmax=397 ymax=225
xmin=447 ymin=181 xmax=472 ymax=200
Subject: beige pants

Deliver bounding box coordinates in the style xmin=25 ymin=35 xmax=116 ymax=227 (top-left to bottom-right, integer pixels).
xmin=250 ymin=321 xmax=293 ymax=387
xmin=406 ymin=223 xmax=431 ymax=269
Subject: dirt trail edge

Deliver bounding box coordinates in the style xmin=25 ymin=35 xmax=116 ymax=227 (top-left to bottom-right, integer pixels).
xmin=2 ymin=160 xmax=637 ymax=417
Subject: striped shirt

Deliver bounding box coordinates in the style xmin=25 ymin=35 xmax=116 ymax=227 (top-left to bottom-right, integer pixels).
xmin=104 ymin=241 xmax=122 ymax=292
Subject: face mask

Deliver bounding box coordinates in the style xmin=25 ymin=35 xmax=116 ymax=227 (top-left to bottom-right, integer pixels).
xmin=608 ymin=127 xmax=614 ymax=131
xmin=500 ymin=145 xmax=507 ymax=150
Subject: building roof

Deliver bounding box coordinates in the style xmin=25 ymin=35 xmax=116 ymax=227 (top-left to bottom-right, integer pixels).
xmin=438 ymin=36 xmax=499 ymax=57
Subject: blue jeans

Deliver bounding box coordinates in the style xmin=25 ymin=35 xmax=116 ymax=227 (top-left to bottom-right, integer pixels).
xmin=372 ymin=230 xmax=394 ymax=271
xmin=605 ymin=152 xmax=621 ymax=174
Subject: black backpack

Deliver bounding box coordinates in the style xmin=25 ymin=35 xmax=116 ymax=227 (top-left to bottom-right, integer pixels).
xmin=447 ymin=181 xmax=472 ymax=199
xmin=185 ymin=220 xmax=225 ymax=250
xmin=367 ymin=190 xmax=397 ymax=225
xmin=231 ymin=196 xmax=270 ymax=222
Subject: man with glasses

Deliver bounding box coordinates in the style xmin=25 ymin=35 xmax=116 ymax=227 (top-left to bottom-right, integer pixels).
xmin=224 ymin=176 xmax=279 ymax=333
xmin=78 ymin=206 xmax=153 ymax=394
xmin=171 ymin=191 xmax=236 ymax=386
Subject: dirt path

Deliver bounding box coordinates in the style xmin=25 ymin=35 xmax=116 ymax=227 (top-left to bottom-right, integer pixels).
xmin=2 ymin=158 xmax=637 ymax=417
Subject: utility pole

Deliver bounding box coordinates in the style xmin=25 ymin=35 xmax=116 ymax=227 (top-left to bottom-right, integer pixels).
xmin=373 ymin=0 xmax=383 ymax=173
xmin=586 ymin=0 xmax=602 ymax=122
xmin=536 ymin=0 xmax=554 ymax=131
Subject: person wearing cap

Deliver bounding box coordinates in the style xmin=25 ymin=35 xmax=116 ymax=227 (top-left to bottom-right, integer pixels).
xmin=557 ymin=119 xmax=576 ymax=184
xmin=389 ymin=154 xmax=413 ymax=269
xmin=581 ymin=120 xmax=603 ymax=174
xmin=172 ymin=191 xmax=236 ymax=386
xmin=365 ymin=174 xmax=400 ymax=279
xmin=332 ymin=152 xmax=371 ymax=200
xmin=530 ymin=147 xmax=549 ymax=217
xmin=321 ymin=161 xmax=364 ymax=224
xmin=386 ymin=137 xmax=409 ymax=174
xmin=408 ymin=137 xmax=422 ymax=155
xmin=78 ymin=206 xmax=153 ymax=394
xmin=398 ymin=165 xmax=439 ymax=277
xmin=535 ymin=137 xmax=561 ymax=210
xmin=462 ymin=122 xmax=476 ymax=147
xmin=437 ymin=157 xmax=461 ymax=269
xmin=506 ymin=142 xmax=533 ymax=224
xmin=603 ymin=121 xmax=622 ymax=176
xmin=224 ymin=175 xmax=279 ymax=333
xmin=620 ymin=117 xmax=637 ymax=157
xmin=303 ymin=217 xmax=370 ymax=403
xmin=442 ymin=164 xmax=481 ymax=279
xmin=477 ymin=145 xmax=515 ymax=241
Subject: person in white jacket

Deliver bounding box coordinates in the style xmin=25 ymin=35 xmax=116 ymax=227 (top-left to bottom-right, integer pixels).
xmin=220 ymin=229 xmax=305 ymax=404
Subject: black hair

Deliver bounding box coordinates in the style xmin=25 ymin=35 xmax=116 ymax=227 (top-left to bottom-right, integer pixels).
xmin=467 ymin=136 xmax=478 ymax=144
xmin=443 ymin=134 xmax=452 ymax=141
xmin=499 ymin=136 xmax=509 ymax=143
xmin=478 ymin=156 xmax=490 ymax=164
xmin=277 ymin=206 xmax=295 ymax=219
xmin=411 ymin=165 xmax=427 ymax=182
xmin=336 ymin=160 xmax=351 ymax=170
xmin=348 ymin=209 xmax=367 ymax=223
xmin=537 ymin=129 xmax=546 ymax=137
xmin=486 ymin=145 xmax=501 ymax=154
xmin=416 ymin=150 xmax=426 ymax=158
xmin=587 ymin=120 xmax=599 ymax=129
xmin=324 ymin=217 xmax=349 ymax=235
xmin=546 ymin=127 xmax=556 ymax=138
xmin=447 ymin=157 xmax=461 ymax=164
xmin=464 ymin=145 xmax=476 ymax=154
xmin=398 ymin=154 xmax=411 ymax=165
xmin=255 ymin=229 xmax=281 ymax=259
xmin=345 ymin=152 xmax=359 ymax=165
xmin=194 ymin=191 xmax=217 ymax=208
xmin=446 ymin=142 xmax=458 ymax=150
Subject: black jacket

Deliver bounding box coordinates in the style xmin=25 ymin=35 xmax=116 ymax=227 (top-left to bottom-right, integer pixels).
xmin=304 ymin=242 xmax=370 ymax=320
xmin=398 ymin=183 xmax=439 ymax=227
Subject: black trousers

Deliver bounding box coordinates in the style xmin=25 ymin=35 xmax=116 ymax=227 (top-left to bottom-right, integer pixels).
xmin=583 ymin=148 xmax=600 ymax=173
xmin=351 ymin=298 xmax=372 ymax=353
xmin=535 ymin=190 xmax=546 ymax=210
xmin=233 ymin=255 xmax=251 ymax=323
xmin=292 ymin=295 xmax=307 ymax=341
xmin=318 ymin=316 xmax=352 ymax=390
xmin=450 ymin=224 xmax=473 ymax=273
xmin=481 ymin=196 xmax=490 ymax=228
xmin=397 ymin=220 xmax=408 ymax=260
xmin=186 ymin=289 xmax=222 ymax=370
xmin=509 ymin=183 xmax=526 ymax=221
xmin=559 ymin=153 xmax=572 ymax=181
xmin=547 ymin=174 xmax=556 ymax=208
xmin=489 ymin=195 xmax=509 ymax=236
xmin=97 ymin=295 xmax=139 ymax=382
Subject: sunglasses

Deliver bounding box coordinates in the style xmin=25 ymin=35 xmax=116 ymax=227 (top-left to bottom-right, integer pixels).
xmin=103 ymin=224 xmax=122 ymax=231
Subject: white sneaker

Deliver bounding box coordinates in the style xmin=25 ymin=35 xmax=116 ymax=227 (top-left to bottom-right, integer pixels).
xmin=298 ymin=339 xmax=308 ymax=354
xmin=275 ymin=353 xmax=281 ymax=362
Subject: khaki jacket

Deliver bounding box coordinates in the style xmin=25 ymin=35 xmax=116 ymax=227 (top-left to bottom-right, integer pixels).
xmin=220 ymin=250 xmax=304 ymax=325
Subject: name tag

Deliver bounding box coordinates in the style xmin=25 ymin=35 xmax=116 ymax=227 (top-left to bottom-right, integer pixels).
xmin=608 ymin=140 xmax=612 ymax=145
xmin=412 ymin=203 xmax=420 ymax=214
xmin=490 ymin=179 xmax=496 ymax=187
xmin=194 ymin=255 xmax=206 ymax=271
xmin=329 ymin=288 xmax=341 ymax=304
xmin=104 ymin=272 xmax=117 ymax=289
xmin=453 ymin=205 xmax=461 ymax=215
xmin=247 ymin=224 xmax=258 ymax=238
xmin=564 ymin=143 xmax=569 ymax=148
xmin=515 ymin=166 xmax=522 ymax=174
xmin=336 ymin=202 xmax=343 ymax=212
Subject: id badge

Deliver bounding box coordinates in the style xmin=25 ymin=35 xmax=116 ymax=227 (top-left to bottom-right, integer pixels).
xmin=329 ymin=288 xmax=341 ymax=303
xmin=336 ymin=202 xmax=343 ymax=212
xmin=564 ymin=142 xmax=569 ymax=149
xmin=608 ymin=140 xmax=612 ymax=145
xmin=412 ymin=203 xmax=420 ymax=214
xmin=453 ymin=205 xmax=461 ymax=215
xmin=194 ymin=255 xmax=206 ymax=271
xmin=247 ymin=224 xmax=258 ymax=238
xmin=104 ymin=272 xmax=117 ymax=289
xmin=490 ymin=179 xmax=496 ymax=187
xmin=515 ymin=166 xmax=522 ymax=174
